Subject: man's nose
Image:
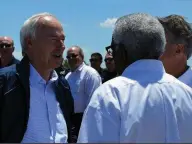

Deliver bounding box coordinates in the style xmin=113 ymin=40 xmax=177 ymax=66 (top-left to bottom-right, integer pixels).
xmin=57 ymin=40 xmax=65 ymax=49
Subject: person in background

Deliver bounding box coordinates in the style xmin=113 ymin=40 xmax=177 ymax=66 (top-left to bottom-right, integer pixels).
xmin=0 ymin=12 xmax=74 ymax=143
xmin=65 ymin=46 xmax=101 ymax=142
xmin=102 ymin=52 xmax=117 ymax=83
xmin=90 ymin=52 xmax=104 ymax=77
xmin=158 ymin=15 xmax=192 ymax=87
xmin=55 ymin=58 xmax=70 ymax=77
xmin=0 ymin=36 xmax=20 ymax=68
xmin=78 ymin=13 xmax=192 ymax=143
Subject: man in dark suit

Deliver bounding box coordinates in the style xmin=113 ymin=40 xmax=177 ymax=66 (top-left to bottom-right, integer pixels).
xmin=0 ymin=36 xmax=20 ymax=68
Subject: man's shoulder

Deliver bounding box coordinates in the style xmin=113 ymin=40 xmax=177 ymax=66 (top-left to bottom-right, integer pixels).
xmin=92 ymin=76 xmax=136 ymax=96
xmin=105 ymin=76 xmax=137 ymax=87
xmin=0 ymin=64 xmax=17 ymax=77
xmin=83 ymin=65 xmax=100 ymax=76
xmin=13 ymin=58 xmax=20 ymax=64
xmin=58 ymin=75 xmax=71 ymax=89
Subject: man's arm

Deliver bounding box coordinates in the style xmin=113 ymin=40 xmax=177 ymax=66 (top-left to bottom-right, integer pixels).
xmin=84 ymin=73 xmax=102 ymax=105
xmin=78 ymin=85 xmax=121 ymax=143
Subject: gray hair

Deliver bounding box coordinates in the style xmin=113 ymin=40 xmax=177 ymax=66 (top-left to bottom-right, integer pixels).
xmin=20 ymin=12 xmax=56 ymax=52
xmin=158 ymin=15 xmax=192 ymax=59
xmin=112 ymin=13 xmax=166 ymax=61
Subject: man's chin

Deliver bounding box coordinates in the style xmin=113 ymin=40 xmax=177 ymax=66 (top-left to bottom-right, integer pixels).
xmin=53 ymin=64 xmax=61 ymax=69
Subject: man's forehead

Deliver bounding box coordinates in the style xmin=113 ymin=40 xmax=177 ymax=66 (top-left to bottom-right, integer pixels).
xmin=67 ymin=47 xmax=79 ymax=54
xmin=37 ymin=17 xmax=64 ymax=36
xmin=91 ymin=55 xmax=99 ymax=58
xmin=0 ymin=36 xmax=13 ymax=43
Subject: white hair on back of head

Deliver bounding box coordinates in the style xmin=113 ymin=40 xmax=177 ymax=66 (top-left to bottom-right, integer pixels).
xmin=112 ymin=13 xmax=166 ymax=60
xmin=20 ymin=12 xmax=56 ymax=52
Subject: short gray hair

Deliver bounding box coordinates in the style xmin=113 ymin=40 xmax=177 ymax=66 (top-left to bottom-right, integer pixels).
xmin=20 ymin=12 xmax=56 ymax=52
xmin=158 ymin=15 xmax=192 ymax=59
xmin=112 ymin=13 xmax=166 ymax=61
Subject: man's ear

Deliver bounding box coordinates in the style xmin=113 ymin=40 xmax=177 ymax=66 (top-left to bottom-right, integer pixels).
xmin=175 ymin=44 xmax=185 ymax=54
xmin=26 ymin=37 xmax=33 ymax=49
xmin=10 ymin=47 xmax=14 ymax=53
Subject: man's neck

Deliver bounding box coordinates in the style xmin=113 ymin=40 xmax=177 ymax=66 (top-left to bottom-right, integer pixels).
xmin=30 ymin=63 xmax=52 ymax=82
xmin=96 ymin=67 xmax=102 ymax=72
xmin=0 ymin=56 xmax=13 ymax=67
xmin=108 ymin=68 xmax=116 ymax=73
xmin=175 ymin=65 xmax=189 ymax=78
xmin=71 ymin=62 xmax=83 ymax=72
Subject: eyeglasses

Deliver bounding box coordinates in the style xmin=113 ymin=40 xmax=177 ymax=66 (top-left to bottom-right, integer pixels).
xmin=106 ymin=43 xmax=125 ymax=57
xmin=0 ymin=43 xmax=13 ymax=49
xmin=66 ymin=54 xmax=78 ymax=59
xmin=105 ymin=45 xmax=113 ymax=54
xmin=104 ymin=58 xmax=114 ymax=62
xmin=89 ymin=58 xmax=100 ymax=62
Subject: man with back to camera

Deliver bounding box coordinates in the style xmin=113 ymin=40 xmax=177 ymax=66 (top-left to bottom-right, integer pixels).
xmin=65 ymin=45 xmax=101 ymax=142
xmin=78 ymin=13 xmax=192 ymax=143
xmin=0 ymin=12 xmax=74 ymax=143
xmin=158 ymin=15 xmax=192 ymax=87
xmin=0 ymin=36 xmax=20 ymax=68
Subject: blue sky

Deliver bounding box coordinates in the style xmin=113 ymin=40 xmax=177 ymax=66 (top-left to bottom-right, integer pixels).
xmin=1 ymin=0 xmax=192 ymax=67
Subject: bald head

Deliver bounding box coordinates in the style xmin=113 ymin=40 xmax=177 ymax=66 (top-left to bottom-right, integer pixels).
xmin=0 ymin=36 xmax=14 ymax=46
xmin=67 ymin=46 xmax=84 ymax=71
xmin=67 ymin=46 xmax=84 ymax=59
xmin=0 ymin=36 xmax=15 ymax=67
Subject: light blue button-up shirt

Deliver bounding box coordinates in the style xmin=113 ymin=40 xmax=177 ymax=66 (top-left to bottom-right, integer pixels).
xmin=65 ymin=63 xmax=101 ymax=113
xmin=22 ymin=64 xmax=68 ymax=143
xmin=78 ymin=60 xmax=192 ymax=143
xmin=178 ymin=67 xmax=192 ymax=88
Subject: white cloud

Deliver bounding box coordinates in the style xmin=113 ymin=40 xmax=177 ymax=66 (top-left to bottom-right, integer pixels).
xmin=13 ymin=51 xmax=23 ymax=60
xmin=100 ymin=18 xmax=117 ymax=28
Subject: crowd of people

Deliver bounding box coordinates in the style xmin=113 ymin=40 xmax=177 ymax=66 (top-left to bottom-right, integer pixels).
xmin=0 ymin=11 xmax=192 ymax=143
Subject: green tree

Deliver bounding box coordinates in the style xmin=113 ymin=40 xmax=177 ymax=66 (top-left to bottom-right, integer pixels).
xmin=62 ymin=59 xmax=69 ymax=68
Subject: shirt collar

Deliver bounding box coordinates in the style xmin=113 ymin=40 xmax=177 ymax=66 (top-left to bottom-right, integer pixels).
xmin=122 ymin=59 xmax=166 ymax=79
xmin=178 ymin=67 xmax=192 ymax=86
xmin=73 ymin=62 xmax=85 ymax=73
xmin=29 ymin=64 xmax=58 ymax=85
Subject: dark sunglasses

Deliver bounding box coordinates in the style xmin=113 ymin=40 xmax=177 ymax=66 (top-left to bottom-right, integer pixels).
xmin=106 ymin=43 xmax=126 ymax=57
xmin=0 ymin=43 xmax=13 ymax=49
xmin=66 ymin=54 xmax=78 ymax=59
xmin=105 ymin=45 xmax=113 ymax=54
xmin=104 ymin=58 xmax=114 ymax=62
xmin=89 ymin=58 xmax=100 ymax=62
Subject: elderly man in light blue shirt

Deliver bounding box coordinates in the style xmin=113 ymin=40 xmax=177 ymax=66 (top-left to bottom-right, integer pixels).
xmin=78 ymin=13 xmax=192 ymax=143
xmin=65 ymin=46 xmax=101 ymax=142
xmin=0 ymin=12 xmax=74 ymax=143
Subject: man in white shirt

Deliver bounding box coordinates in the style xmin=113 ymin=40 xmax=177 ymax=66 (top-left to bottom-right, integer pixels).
xmin=158 ymin=15 xmax=192 ymax=87
xmin=77 ymin=13 xmax=192 ymax=143
xmin=65 ymin=46 xmax=101 ymax=142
